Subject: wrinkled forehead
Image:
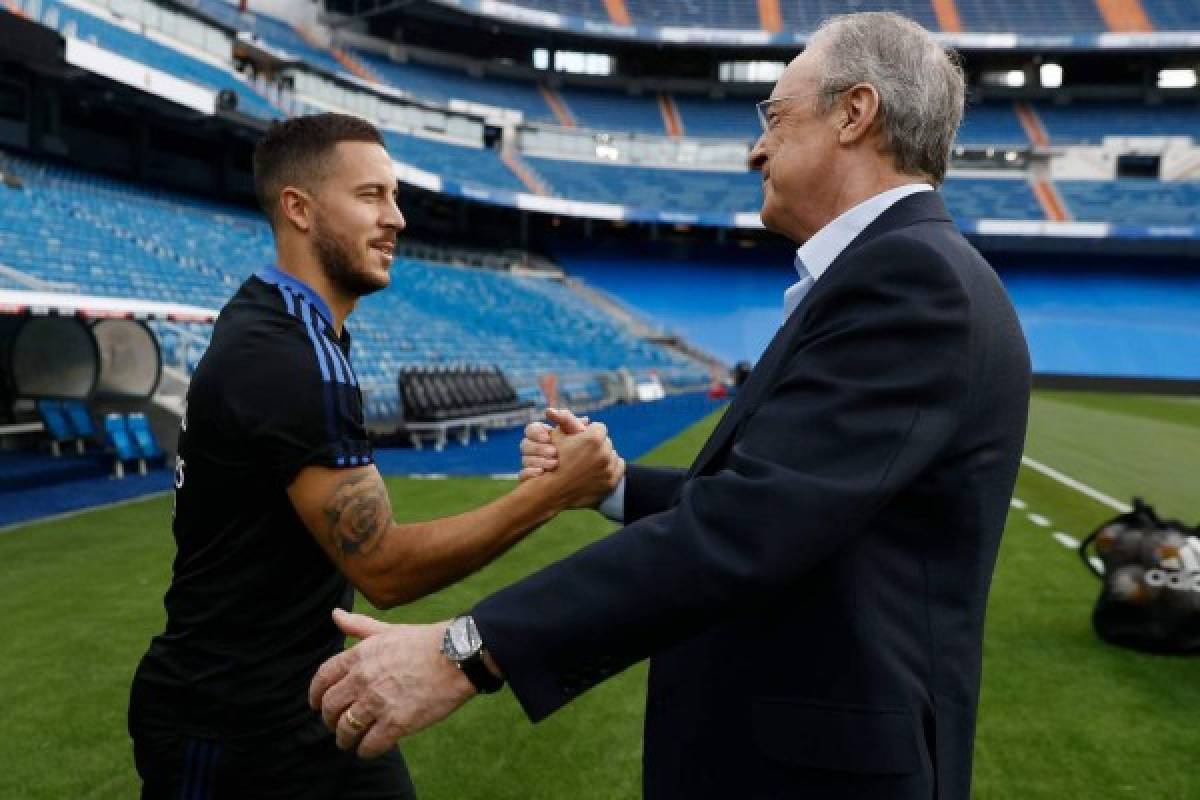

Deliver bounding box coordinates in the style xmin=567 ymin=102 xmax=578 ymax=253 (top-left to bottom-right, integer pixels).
xmin=771 ymin=44 xmax=824 ymax=101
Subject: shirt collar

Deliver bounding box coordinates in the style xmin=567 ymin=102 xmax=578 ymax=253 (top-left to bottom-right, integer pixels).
xmin=794 ymin=183 xmax=933 ymax=283
xmin=256 ymin=265 xmax=335 ymax=329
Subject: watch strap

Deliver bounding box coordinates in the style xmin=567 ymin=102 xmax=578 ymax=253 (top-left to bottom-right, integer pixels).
xmin=459 ymin=651 xmax=505 ymax=694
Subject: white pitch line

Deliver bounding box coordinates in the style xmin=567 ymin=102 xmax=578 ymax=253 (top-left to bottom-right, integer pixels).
xmin=1028 ymin=513 xmax=1051 ymax=528
xmin=1053 ymin=531 xmax=1080 ymax=550
xmin=1010 ymin=497 xmax=1027 ymax=510
xmin=1020 ymin=455 xmax=1131 ymax=513
xmin=1089 ymin=556 xmax=1106 ymax=575
xmin=0 ymin=489 xmax=171 ymax=535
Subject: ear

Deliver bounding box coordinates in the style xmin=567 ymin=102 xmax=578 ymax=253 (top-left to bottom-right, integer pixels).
xmin=279 ymin=186 xmax=313 ymax=233
xmin=836 ymin=83 xmax=882 ymax=146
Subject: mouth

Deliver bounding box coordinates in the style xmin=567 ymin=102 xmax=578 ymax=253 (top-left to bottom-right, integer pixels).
xmin=369 ymin=239 xmax=395 ymax=263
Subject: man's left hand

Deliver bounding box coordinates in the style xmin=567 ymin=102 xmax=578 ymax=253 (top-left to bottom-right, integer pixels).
xmin=309 ymin=609 xmax=475 ymax=758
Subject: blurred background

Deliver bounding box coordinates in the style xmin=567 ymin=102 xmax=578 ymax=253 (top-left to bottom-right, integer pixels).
xmin=0 ymin=0 xmax=1197 ymax=797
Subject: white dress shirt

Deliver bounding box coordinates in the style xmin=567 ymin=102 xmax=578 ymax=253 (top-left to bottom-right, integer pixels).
xmin=598 ymin=182 xmax=934 ymax=523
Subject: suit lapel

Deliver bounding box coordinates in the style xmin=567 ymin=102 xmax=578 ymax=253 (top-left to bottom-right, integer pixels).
xmin=684 ymin=191 xmax=954 ymax=479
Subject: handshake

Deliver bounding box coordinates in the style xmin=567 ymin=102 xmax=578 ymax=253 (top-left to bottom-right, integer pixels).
xmin=517 ymin=407 xmax=626 ymax=512
xmin=306 ymin=407 xmax=626 ymax=759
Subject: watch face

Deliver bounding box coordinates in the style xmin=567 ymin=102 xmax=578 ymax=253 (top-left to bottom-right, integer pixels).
xmin=447 ymin=616 xmax=480 ymax=660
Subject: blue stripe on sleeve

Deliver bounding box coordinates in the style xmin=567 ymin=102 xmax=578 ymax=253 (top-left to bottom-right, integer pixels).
xmin=299 ymin=302 xmax=332 ymax=383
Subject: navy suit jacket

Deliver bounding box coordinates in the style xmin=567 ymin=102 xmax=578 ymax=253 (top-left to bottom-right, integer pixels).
xmin=474 ymin=191 xmax=1031 ymax=800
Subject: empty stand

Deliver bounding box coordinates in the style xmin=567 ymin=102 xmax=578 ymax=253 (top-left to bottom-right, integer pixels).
xmin=955 ymin=0 xmax=1107 ymax=32
xmin=0 ymin=153 xmax=703 ymax=424
xmin=1035 ymin=101 xmax=1200 ymax=145
xmin=780 ymin=0 xmax=938 ymax=31
xmin=184 ymin=0 xmax=347 ymax=76
xmin=1058 ymin=180 xmax=1200 ymax=225
xmin=624 ymin=0 xmax=761 ymax=28
xmin=30 ymin=0 xmax=278 ymax=119
xmin=558 ymin=86 xmax=666 ymax=134
xmin=672 ymin=95 xmax=759 ymax=140
xmin=381 ymin=131 xmax=527 ymax=193
xmin=1140 ymin=0 xmax=1200 ymax=30
xmin=941 ymin=178 xmax=1045 ymax=220
xmin=529 ymin=157 xmax=764 ymax=211
xmin=356 ymin=52 xmax=557 ymax=123
xmin=957 ymin=103 xmax=1030 ymax=146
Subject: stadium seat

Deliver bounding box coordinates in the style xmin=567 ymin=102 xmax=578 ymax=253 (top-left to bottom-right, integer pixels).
xmin=126 ymin=413 xmax=164 ymax=461
xmin=61 ymin=400 xmax=97 ymax=442
xmin=103 ymin=414 xmax=145 ymax=478
xmin=35 ymin=399 xmax=77 ymax=457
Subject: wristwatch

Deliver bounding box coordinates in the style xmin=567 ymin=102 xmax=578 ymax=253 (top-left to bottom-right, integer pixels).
xmin=442 ymin=615 xmax=505 ymax=694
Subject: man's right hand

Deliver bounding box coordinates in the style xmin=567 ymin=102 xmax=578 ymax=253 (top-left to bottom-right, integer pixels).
xmin=521 ymin=409 xmax=623 ymax=509
xmin=519 ymin=407 xmax=585 ymax=481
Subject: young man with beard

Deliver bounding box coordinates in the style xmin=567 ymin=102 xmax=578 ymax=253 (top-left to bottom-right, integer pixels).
xmin=128 ymin=113 xmax=623 ymax=799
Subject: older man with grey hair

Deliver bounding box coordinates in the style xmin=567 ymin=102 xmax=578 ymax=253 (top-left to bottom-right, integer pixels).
xmin=307 ymin=12 xmax=1031 ymax=800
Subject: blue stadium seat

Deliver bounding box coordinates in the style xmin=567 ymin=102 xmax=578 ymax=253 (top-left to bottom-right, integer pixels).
xmin=36 ymin=399 xmax=76 ymax=456
xmin=126 ymin=413 xmax=164 ymax=460
xmin=62 ymin=400 xmax=97 ymax=441
xmin=103 ymin=414 xmax=144 ymax=477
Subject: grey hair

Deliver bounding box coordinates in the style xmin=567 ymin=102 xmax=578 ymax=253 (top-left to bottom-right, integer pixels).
xmin=810 ymin=12 xmax=964 ymax=185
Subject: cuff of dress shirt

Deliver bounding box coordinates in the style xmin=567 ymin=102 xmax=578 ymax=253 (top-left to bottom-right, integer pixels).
xmin=595 ymin=476 xmax=625 ymax=523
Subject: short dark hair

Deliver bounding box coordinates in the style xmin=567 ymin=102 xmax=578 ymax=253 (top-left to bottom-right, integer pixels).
xmin=252 ymin=113 xmax=385 ymax=228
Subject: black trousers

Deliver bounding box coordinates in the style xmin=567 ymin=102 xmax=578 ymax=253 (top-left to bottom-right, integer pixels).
xmin=132 ymin=715 xmax=416 ymax=800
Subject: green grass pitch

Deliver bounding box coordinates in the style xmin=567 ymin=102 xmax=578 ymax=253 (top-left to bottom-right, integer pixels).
xmin=1 ymin=390 xmax=1197 ymax=798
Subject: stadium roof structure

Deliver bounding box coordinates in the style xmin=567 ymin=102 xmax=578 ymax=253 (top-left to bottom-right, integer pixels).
xmin=0 ymin=288 xmax=218 ymax=323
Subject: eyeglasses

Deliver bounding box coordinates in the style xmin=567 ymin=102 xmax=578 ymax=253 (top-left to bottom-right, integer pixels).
xmin=755 ymin=86 xmax=856 ymax=133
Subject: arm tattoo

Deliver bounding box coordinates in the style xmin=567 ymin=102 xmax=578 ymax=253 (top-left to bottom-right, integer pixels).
xmin=322 ymin=471 xmax=390 ymax=558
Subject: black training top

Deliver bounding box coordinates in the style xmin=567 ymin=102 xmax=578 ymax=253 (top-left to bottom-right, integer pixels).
xmin=130 ymin=266 xmax=373 ymax=739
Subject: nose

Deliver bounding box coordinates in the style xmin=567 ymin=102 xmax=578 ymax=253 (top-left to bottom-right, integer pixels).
xmin=384 ymin=196 xmax=406 ymax=233
xmin=747 ymin=135 xmax=767 ymax=172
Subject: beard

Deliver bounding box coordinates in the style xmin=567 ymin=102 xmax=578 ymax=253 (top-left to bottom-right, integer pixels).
xmin=313 ymin=219 xmax=389 ymax=299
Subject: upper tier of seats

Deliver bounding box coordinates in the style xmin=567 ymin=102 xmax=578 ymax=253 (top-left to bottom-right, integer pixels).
xmin=382 ymin=131 xmax=526 ymax=193
xmin=624 ymin=0 xmax=761 ymax=29
xmin=460 ymin=0 xmax=1200 ymax=31
xmin=0 ymin=153 xmax=701 ymax=418
xmin=355 ymin=51 xmax=557 ymax=124
xmin=183 ymin=0 xmax=347 ymax=76
xmin=526 ymin=157 xmax=1050 ymax=219
xmin=1058 ymin=180 xmax=1200 ymax=225
xmin=346 ymin=53 xmax=1200 ymax=148
xmin=955 ymin=0 xmax=1107 ymax=33
xmin=1142 ymin=0 xmax=1200 ymax=29
xmin=781 ymin=0 xmax=938 ymax=32
xmin=1034 ymin=101 xmax=1200 ymax=144
xmin=23 ymin=0 xmax=278 ymax=120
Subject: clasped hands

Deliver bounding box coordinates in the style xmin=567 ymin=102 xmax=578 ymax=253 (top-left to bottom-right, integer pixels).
xmin=307 ymin=407 xmax=624 ymax=758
